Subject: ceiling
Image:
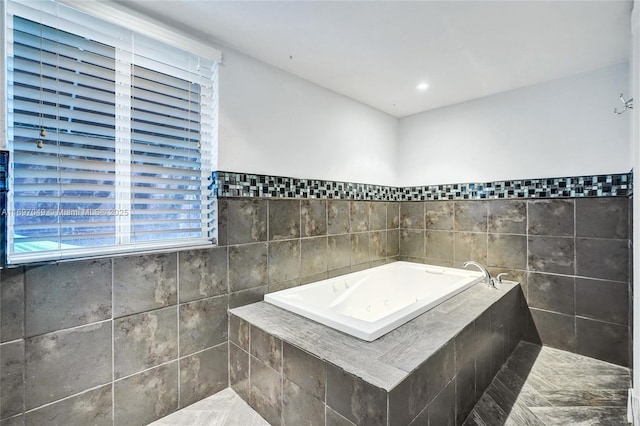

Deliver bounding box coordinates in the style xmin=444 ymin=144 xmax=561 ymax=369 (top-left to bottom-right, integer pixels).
xmin=120 ymin=0 xmax=633 ymax=118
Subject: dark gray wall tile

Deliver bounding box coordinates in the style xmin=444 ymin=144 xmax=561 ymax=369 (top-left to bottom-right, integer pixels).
xmin=250 ymin=357 xmax=282 ymax=425
xmin=268 ymin=279 xmax=299 ymax=294
xmin=389 ymin=362 xmax=428 ymax=426
xmin=425 ymin=230 xmax=454 ymax=261
xmin=229 ymin=286 xmax=265 ymax=309
xmin=350 ymin=233 xmax=370 ymax=265
xmin=425 ymin=201 xmax=454 ymax=231
xmin=400 ymin=229 xmax=425 ymax=259
xmin=527 ymin=236 xmax=574 ymax=275
xmin=113 ymin=253 xmax=177 ymax=318
xmin=369 ymin=202 xmax=387 ymax=231
xmin=475 ymin=313 xmax=493 ymax=397
xmin=326 ymin=363 xmax=386 ymax=425
xmin=576 ymin=318 xmax=629 ymax=367
xmin=24 ymin=385 xmax=111 ymax=426
xmin=179 ymin=295 xmax=228 ymax=356
xmin=283 ymin=342 xmax=325 ymax=401
xmin=1 ymin=268 xmax=24 ymax=343
xmin=25 ymin=322 xmax=111 ymax=409
xmin=328 ymin=235 xmax=351 ymax=271
xmin=488 ymin=200 xmax=526 ymax=234
xmin=454 ymin=232 xmax=487 ymax=264
xmin=269 ymin=200 xmax=300 ymax=240
xmin=229 ymin=343 xmax=250 ymax=401
xmin=454 ymin=322 xmax=477 ymax=372
xmin=217 ymin=199 xmax=228 ymax=245
xmin=576 ymin=238 xmax=628 ymax=282
xmin=528 ymin=199 xmax=574 ymax=236
xmin=400 ymin=202 xmax=424 ymax=229
xmin=301 ymin=200 xmax=327 ymax=237
xmin=454 ymin=201 xmax=487 ymax=232
xmin=327 ymin=201 xmax=350 ymax=235
xmin=229 ymin=314 xmax=249 ymax=351
xmin=527 ymin=273 xmax=574 ymax=316
xmin=25 ymin=259 xmax=111 ymax=336
xmin=229 ymin=243 xmax=268 ymax=292
xmin=178 ymin=247 xmax=227 ymax=303
xmin=269 ymin=240 xmax=301 ymax=285
xmin=1 ymin=340 xmax=24 ymax=418
xmin=179 ymin=343 xmax=228 ymax=407
xmin=251 ymin=326 xmax=282 ymax=372
xmin=456 ymin=362 xmax=475 ymax=424
xmin=427 ymin=340 xmax=455 ymax=402
xmin=300 ymin=272 xmax=329 ymax=286
xmin=408 ymin=406 xmax=428 ymax=426
xmin=114 ymin=307 xmax=178 ymax=379
xmin=576 ymin=197 xmax=628 ymax=239
xmin=428 ymin=376 xmax=455 ymax=426
xmin=370 ymin=231 xmax=386 ymax=260
xmin=326 ymin=406 xmax=356 ymax=426
xmin=283 ymin=379 xmax=324 ymax=426
xmin=350 ymin=201 xmax=370 ymax=232
xmin=387 ymin=230 xmax=400 ymax=257
xmin=387 ymin=202 xmax=400 ymax=229
xmin=114 ymin=362 xmax=178 ymax=426
xmin=0 ymin=416 xmax=23 ymax=426
xmin=225 ymin=199 xmax=267 ymax=244
xmin=575 ymin=278 xmax=628 ymax=325
xmin=529 ymin=309 xmax=575 ymax=352
xmin=488 ymin=234 xmax=527 ymax=269
xmin=301 ymin=237 xmax=328 ymax=278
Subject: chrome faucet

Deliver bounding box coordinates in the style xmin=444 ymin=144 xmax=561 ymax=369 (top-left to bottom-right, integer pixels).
xmin=463 ymin=261 xmax=497 ymax=289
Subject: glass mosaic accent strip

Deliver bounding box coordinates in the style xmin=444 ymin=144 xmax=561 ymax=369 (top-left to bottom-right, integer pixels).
xmin=214 ymin=170 xmax=633 ymax=201
xmin=213 ymin=171 xmax=396 ymax=200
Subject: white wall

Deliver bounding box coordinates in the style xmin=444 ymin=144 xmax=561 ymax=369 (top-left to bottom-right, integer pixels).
xmin=397 ymin=63 xmax=630 ymax=187
xmin=218 ymin=48 xmax=398 ymax=186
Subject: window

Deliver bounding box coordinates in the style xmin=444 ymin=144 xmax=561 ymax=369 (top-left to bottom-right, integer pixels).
xmin=4 ymin=0 xmax=219 ymax=264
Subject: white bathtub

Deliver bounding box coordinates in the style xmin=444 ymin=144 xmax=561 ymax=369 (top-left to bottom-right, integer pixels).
xmin=264 ymin=261 xmax=484 ymax=341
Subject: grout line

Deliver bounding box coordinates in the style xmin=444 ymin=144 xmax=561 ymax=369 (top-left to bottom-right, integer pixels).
xmin=111 ymin=258 xmax=115 ymax=426
xmin=112 ymin=358 xmax=179 ymax=384
xmin=24 ymin=382 xmax=112 ymax=416
xmin=176 ymin=252 xmax=181 ymax=407
xmin=23 ymin=318 xmax=113 ymax=340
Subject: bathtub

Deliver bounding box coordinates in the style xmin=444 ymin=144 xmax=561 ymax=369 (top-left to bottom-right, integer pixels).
xmin=264 ymin=261 xmax=485 ymax=341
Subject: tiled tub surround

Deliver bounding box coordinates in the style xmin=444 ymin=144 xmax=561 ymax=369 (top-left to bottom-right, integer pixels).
xmin=0 ymin=198 xmax=400 ymax=425
xmin=399 ymin=196 xmax=632 ymax=367
xmin=229 ymin=281 xmax=526 ymax=426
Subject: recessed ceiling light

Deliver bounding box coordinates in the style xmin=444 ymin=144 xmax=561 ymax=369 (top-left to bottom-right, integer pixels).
xmin=416 ymin=82 xmax=429 ymax=91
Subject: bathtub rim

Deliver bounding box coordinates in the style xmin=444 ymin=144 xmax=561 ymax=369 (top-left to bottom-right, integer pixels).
xmin=264 ymin=261 xmax=485 ymax=341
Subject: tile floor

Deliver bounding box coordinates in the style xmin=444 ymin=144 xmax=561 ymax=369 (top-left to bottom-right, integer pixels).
xmin=149 ymin=388 xmax=268 ymax=426
xmin=151 ymin=341 xmax=630 ymax=426
xmin=463 ymin=341 xmax=630 ymax=426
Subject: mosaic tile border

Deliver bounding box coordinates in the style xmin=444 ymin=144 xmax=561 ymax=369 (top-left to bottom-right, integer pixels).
xmin=213 ymin=171 xmax=633 ymax=201
xmin=212 ymin=171 xmax=396 ymax=200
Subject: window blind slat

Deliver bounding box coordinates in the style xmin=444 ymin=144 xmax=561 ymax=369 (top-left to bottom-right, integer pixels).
xmin=7 ymin=9 xmax=217 ymax=264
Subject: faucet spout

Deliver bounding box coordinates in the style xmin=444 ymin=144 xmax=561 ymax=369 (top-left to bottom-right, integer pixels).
xmin=463 ymin=261 xmax=497 ymax=289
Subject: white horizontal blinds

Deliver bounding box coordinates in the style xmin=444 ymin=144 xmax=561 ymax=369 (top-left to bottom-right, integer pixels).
xmin=130 ymin=60 xmax=204 ymax=242
xmin=6 ymin=0 xmax=218 ymax=263
xmin=10 ymin=15 xmax=117 ymax=255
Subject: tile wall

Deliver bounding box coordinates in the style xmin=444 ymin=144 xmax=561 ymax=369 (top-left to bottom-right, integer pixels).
xmin=0 ymin=172 xmax=632 ymax=426
xmin=399 ymin=197 xmax=631 ymax=367
xmin=0 ymin=198 xmax=400 ymax=425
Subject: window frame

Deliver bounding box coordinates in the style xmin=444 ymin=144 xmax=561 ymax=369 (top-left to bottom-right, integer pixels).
xmin=2 ymin=0 xmax=220 ymax=265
